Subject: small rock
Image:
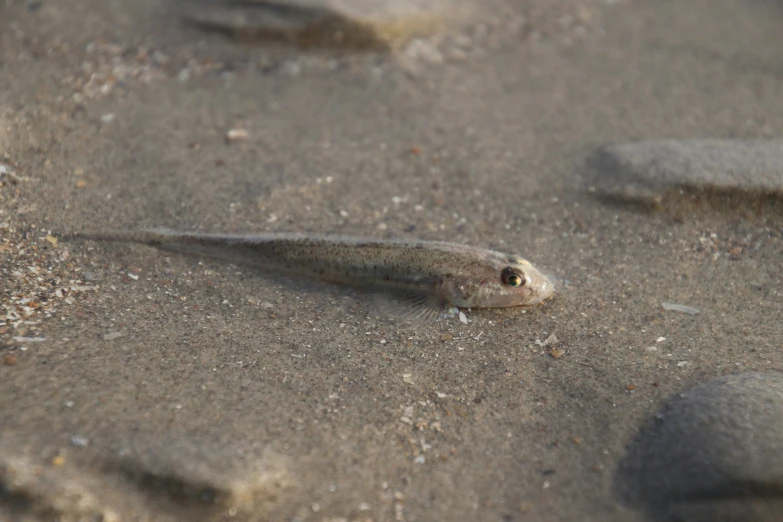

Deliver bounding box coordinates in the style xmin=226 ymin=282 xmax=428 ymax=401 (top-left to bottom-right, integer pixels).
xmin=587 ymin=139 xmax=783 ymax=203
xmin=180 ymin=0 xmax=486 ymax=50
xmin=548 ymin=348 xmax=565 ymax=359
xmin=226 ymin=128 xmax=249 ymax=142
xmin=103 ymin=332 xmax=124 ymax=341
xmin=0 ymin=436 xmax=292 ymax=521
xmin=661 ymin=303 xmax=700 ymax=315
xmin=70 ymin=436 xmax=90 ymax=447
xmin=615 ymin=372 xmax=783 ymax=521
xmin=3 ymin=354 xmax=18 ymax=366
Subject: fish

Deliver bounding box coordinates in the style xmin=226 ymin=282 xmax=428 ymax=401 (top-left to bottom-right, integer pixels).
xmin=72 ymin=228 xmax=555 ymax=320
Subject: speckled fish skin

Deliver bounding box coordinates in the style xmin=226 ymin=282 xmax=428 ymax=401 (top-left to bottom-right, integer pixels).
xmin=78 ymin=229 xmax=555 ymax=309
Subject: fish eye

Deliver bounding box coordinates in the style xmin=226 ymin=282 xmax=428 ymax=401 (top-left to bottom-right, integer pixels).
xmin=501 ymin=267 xmax=526 ymax=287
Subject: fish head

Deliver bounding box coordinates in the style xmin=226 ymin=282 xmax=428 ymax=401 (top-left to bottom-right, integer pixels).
xmin=445 ymin=255 xmax=555 ymax=309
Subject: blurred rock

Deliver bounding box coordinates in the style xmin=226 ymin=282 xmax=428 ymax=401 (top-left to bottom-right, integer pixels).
xmin=0 ymin=436 xmax=291 ymax=521
xmin=615 ymin=372 xmax=783 ymax=522
xmin=588 ymin=140 xmax=783 ymax=203
xmin=181 ymin=0 xmax=484 ymax=50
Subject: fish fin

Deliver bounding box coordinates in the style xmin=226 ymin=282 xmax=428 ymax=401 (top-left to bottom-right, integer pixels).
xmin=371 ymin=291 xmax=448 ymax=324
xmin=396 ymin=293 xmax=448 ymax=323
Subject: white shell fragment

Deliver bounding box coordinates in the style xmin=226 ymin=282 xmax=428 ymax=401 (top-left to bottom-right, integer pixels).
xmin=226 ymin=128 xmax=249 ymax=142
xmin=661 ymin=302 xmax=700 ymax=315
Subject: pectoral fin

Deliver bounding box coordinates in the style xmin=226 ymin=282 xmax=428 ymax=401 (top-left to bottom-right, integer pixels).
xmin=370 ymin=290 xmax=450 ymax=324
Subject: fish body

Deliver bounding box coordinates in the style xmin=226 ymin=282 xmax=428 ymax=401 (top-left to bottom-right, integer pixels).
xmin=75 ymin=229 xmax=554 ymax=313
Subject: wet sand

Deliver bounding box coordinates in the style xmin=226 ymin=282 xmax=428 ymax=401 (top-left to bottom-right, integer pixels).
xmin=1 ymin=0 xmax=782 ymax=520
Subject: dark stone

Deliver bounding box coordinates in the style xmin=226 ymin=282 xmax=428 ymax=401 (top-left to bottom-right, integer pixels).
xmin=588 ymin=140 xmax=783 ymax=203
xmin=615 ymin=372 xmax=783 ymax=522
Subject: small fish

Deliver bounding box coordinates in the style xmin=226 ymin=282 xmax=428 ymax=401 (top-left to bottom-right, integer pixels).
xmin=73 ymin=229 xmax=555 ymax=319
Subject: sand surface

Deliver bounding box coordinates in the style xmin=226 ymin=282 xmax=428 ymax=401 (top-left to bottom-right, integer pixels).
xmin=1 ymin=0 xmax=782 ymax=520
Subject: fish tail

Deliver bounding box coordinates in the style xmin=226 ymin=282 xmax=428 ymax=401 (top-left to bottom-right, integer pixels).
xmin=63 ymin=227 xmax=178 ymax=246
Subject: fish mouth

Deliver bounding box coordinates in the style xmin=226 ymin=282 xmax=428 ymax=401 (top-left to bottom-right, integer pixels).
xmin=529 ymin=272 xmax=557 ymax=304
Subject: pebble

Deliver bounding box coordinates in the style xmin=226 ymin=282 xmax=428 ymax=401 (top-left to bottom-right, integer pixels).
xmin=615 ymin=372 xmax=783 ymax=521
xmin=181 ymin=0 xmax=482 ymax=50
xmin=661 ymin=303 xmax=700 ymax=315
xmin=0 ymin=438 xmax=291 ymax=520
xmin=226 ymin=128 xmax=249 ymax=142
xmin=728 ymin=246 xmax=743 ymax=258
xmin=70 ymin=435 xmax=90 ymax=447
xmin=587 ymin=139 xmax=783 ymax=203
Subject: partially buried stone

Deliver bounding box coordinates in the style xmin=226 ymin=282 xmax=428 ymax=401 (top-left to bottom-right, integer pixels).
xmin=180 ymin=0 xmax=485 ymax=50
xmin=0 ymin=435 xmax=292 ymax=520
xmin=587 ymin=140 xmax=783 ymax=203
xmin=614 ymin=372 xmax=783 ymax=522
